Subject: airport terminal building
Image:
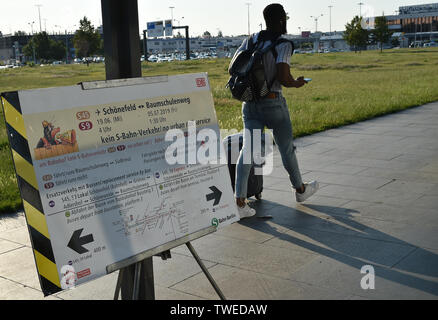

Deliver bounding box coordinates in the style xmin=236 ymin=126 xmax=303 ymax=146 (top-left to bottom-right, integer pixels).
xmin=386 ymin=3 xmax=438 ymax=46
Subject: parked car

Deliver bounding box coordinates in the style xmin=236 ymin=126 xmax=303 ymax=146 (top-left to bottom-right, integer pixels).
xmin=93 ymin=56 xmax=104 ymax=63
xmin=148 ymin=55 xmax=158 ymax=62
xmin=425 ymin=42 xmax=437 ymax=47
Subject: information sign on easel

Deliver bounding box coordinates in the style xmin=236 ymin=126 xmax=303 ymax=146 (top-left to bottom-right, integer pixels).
xmin=1 ymin=73 xmax=239 ymax=297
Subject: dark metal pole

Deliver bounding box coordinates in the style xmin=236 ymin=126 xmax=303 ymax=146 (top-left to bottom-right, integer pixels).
xmin=101 ymin=0 xmax=154 ymax=300
xmin=101 ymin=0 xmax=141 ymax=80
xmin=174 ymin=26 xmax=190 ymax=60
xmin=185 ymin=26 xmax=190 ymax=60
xmin=65 ymin=30 xmax=69 ymax=64
xmin=143 ymin=30 xmax=148 ymax=61
xmin=186 ymin=242 xmax=226 ymax=300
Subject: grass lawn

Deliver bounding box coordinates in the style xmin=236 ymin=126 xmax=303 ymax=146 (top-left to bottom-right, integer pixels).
xmin=1 ymin=47 xmax=438 ymax=213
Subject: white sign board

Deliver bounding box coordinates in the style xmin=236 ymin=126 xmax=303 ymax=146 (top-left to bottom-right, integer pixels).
xmin=6 ymin=73 xmax=239 ymax=295
xmin=147 ymin=21 xmax=164 ymax=38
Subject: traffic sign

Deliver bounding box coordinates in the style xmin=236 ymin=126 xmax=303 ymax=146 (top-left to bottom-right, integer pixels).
xmin=147 ymin=21 xmax=164 ymax=38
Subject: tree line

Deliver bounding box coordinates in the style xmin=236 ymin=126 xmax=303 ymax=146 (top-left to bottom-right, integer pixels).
xmin=23 ymin=17 xmax=103 ymax=62
xmin=344 ymin=15 xmax=394 ymax=53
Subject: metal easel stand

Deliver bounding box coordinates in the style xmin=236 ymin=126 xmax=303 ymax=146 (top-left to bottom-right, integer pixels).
xmin=111 ymin=226 xmax=226 ymax=300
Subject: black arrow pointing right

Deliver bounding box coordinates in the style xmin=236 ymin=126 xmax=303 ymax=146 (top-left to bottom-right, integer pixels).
xmin=206 ymin=186 xmax=222 ymax=206
xmin=67 ymin=229 xmax=94 ymax=254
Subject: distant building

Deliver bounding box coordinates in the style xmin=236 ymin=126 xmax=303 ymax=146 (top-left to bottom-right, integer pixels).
xmin=144 ymin=36 xmax=246 ymax=53
xmin=0 ymin=33 xmax=76 ymax=64
xmin=385 ymin=3 xmax=438 ymax=46
xmin=0 ymin=34 xmax=32 ymax=63
xmin=319 ymin=32 xmax=350 ymax=51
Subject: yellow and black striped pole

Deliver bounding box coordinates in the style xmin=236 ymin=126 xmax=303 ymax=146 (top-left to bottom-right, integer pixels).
xmin=1 ymin=91 xmax=62 ymax=296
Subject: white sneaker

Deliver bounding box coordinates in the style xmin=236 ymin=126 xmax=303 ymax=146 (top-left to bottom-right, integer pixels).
xmin=237 ymin=204 xmax=256 ymax=219
xmin=296 ymin=181 xmax=320 ymax=203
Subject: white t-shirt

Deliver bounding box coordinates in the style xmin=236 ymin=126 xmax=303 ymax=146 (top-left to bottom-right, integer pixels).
xmin=233 ymin=33 xmax=293 ymax=93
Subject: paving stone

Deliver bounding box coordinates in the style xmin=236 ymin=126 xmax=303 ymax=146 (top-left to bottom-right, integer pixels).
xmin=153 ymin=253 xmax=216 ymax=288
xmin=0 ymin=247 xmax=41 ymax=290
xmin=384 ymin=127 xmax=434 ymax=137
xmin=0 ymin=226 xmax=32 ymax=247
xmin=377 ymin=180 xmax=438 ymax=196
xmin=172 ymin=235 xmax=318 ymax=280
xmin=0 ymin=212 xmax=26 ymax=233
xmin=416 ymin=195 xmax=438 ymax=209
xmin=155 ymin=285 xmax=204 ymax=300
xmin=171 ymin=263 xmax=349 ymax=300
xmin=302 ymin=171 xmax=393 ymax=189
xmin=334 ymin=126 xmax=392 ymax=136
xmin=0 ymin=239 xmax=23 ymax=255
xmin=263 ymin=226 xmax=416 ymax=267
xmin=419 ymin=162 xmax=438 ymax=173
xmin=342 ymin=216 xmax=438 ymax=250
xmin=398 ymin=137 xmax=438 ymax=151
xmin=298 ymin=143 xmax=338 ymax=155
xmin=288 ymin=255 xmax=438 ymax=299
xmin=259 ymin=204 xmax=371 ymax=239
xmin=55 ymin=272 xmax=119 ymax=300
xmin=214 ymin=220 xmax=281 ymax=244
xmin=0 ymin=277 xmax=60 ymax=300
xmin=357 ymin=167 xmax=438 ymax=184
xmin=338 ymin=157 xmax=419 ymax=170
xmin=314 ymin=163 xmax=370 ymax=175
xmin=263 ymin=175 xmax=291 ymax=188
xmin=255 ymin=189 xmax=297 ymax=207
xmin=392 ymin=248 xmax=438 ymax=280
xmin=337 ymin=201 xmax=437 ymax=225
xmin=316 ymin=184 xmax=423 ymax=207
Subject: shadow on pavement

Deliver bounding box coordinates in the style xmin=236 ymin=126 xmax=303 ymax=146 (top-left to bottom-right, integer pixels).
xmin=242 ymin=199 xmax=438 ymax=297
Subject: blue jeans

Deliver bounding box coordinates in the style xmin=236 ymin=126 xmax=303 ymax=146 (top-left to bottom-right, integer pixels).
xmin=235 ymin=94 xmax=304 ymax=199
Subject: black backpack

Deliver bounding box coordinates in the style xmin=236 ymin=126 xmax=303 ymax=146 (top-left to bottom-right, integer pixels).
xmin=226 ymin=32 xmax=294 ymax=102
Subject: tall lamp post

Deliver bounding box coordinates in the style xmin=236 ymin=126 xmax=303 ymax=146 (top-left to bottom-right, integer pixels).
xmin=54 ymin=25 xmax=62 ymax=35
xmin=36 ymin=4 xmax=43 ymax=32
xmin=328 ymin=5 xmax=333 ymax=34
xmin=298 ymin=27 xmax=302 ymax=49
xmin=358 ymin=2 xmax=364 ymax=17
xmin=65 ymin=29 xmax=69 ymax=64
xmin=169 ymin=6 xmax=175 ymax=36
xmin=310 ymin=14 xmax=323 ymax=33
xmin=28 ymin=21 xmax=35 ymax=35
xmin=328 ymin=6 xmax=334 ymax=48
xmin=246 ymin=2 xmax=251 ymax=35
xmin=28 ymin=22 xmax=36 ymax=63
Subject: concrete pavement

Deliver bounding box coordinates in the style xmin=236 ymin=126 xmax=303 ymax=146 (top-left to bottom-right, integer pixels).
xmin=1 ymin=102 xmax=437 ymax=300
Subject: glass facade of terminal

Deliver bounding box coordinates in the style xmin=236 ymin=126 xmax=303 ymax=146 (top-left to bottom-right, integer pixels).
xmin=393 ymin=15 xmax=438 ymax=33
xmin=386 ymin=4 xmax=438 ymax=35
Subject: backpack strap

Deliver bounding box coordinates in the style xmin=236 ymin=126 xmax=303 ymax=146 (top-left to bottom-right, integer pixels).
xmin=271 ymin=38 xmax=295 ymax=60
xmin=248 ymin=35 xmax=255 ymax=50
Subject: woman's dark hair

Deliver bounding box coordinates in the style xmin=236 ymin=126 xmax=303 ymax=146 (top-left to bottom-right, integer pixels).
xmin=263 ymin=3 xmax=287 ymax=31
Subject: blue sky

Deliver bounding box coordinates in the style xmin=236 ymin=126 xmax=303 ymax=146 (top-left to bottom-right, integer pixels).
xmin=0 ymin=0 xmax=432 ymax=36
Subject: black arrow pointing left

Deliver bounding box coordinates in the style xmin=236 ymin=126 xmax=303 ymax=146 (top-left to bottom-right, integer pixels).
xmin=67 ymin=229 xmax=94 ymax=254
